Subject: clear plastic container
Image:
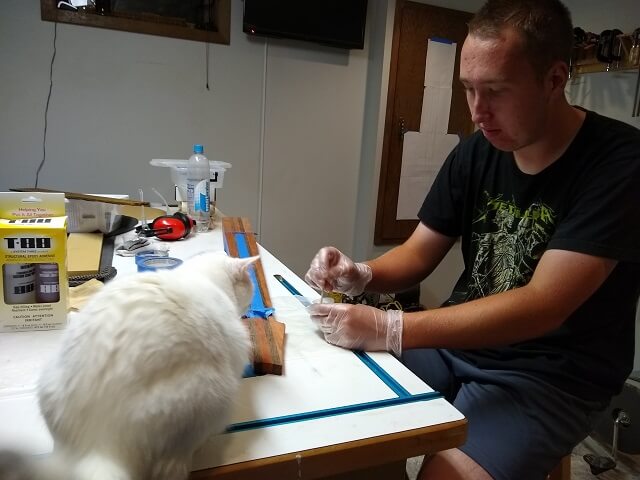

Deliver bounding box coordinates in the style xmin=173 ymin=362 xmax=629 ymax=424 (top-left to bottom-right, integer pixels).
xmin=150 ymin=158 xmax=231 ymax=212
xmin=187 ymin=144 xmax=211 ymax=232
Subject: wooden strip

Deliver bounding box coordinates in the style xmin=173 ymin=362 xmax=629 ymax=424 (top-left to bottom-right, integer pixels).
xmin=263 ymin=317 xmax=284 ymax=374
xmin=224 ymin=231 xmax=239 ymax=258
xmin=221 ymin=218 xmax=240 ymax=258
xmin=116 ymin=204 xmax=168 ymax=221
xmin=222 ymin=217 xmax=285 ymax=376
xmin=243 ymin=317 xmax=285 ymax=376
xmin=67 ymin=233 xmax=104 ymax=276
xmin=10 ymin=187 xmax=149 ymax=206
xmin=223 ymin=217 xmax=270 ymax=306
xmin=239 ymin=218 xmax=272 ymax=308
xmin=235 ymin=217 xmax=245 ymax=233
xmin=242 ymin=318 xmax=257 ymax=365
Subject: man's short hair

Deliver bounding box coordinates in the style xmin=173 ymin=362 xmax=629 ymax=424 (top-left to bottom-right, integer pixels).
xmin=468 ymin=0 xmax=574 ymax=75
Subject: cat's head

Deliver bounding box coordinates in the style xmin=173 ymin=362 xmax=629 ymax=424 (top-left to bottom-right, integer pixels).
xmin=182 ymin=252 xmax=259 ymax=314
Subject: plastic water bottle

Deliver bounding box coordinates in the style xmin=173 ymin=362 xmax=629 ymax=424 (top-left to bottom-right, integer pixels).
xmin=187 ymin=144 xmax=211 ymax=233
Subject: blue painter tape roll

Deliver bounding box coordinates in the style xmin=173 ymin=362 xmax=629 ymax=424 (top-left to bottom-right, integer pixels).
xmin=136 ymin=256 xmax=183 ymax=272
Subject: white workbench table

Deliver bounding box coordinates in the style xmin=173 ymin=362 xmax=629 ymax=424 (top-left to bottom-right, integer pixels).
xmin=0 ymin=227 xmax=466 ymax=479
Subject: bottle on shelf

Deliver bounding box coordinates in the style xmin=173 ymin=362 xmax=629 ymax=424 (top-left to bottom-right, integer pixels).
xmin=186 ymin=144 xmax=211 ymax=233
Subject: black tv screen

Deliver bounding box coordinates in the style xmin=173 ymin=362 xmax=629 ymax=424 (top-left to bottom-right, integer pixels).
xmin=243 ymin=0 xmax=368 ymax=50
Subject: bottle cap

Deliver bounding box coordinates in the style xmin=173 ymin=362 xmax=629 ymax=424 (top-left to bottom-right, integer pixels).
xmin=193 ymin=144 xmax=204 ymax=154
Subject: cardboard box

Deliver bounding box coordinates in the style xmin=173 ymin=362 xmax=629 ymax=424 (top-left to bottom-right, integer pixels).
xmin=0 ymin=192 xmax=68 ymax=332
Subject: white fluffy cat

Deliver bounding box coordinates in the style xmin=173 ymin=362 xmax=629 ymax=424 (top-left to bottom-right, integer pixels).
xmin=0 ymin=252 xmax=255 ymax=480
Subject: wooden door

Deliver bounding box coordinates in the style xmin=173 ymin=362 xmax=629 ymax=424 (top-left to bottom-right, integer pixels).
xmin=374 ymin=0 xmax=474 ymax=245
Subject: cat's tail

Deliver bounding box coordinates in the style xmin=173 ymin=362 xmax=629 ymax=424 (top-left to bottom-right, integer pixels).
xmin=0 ymin=449 xmax=131 ymax=480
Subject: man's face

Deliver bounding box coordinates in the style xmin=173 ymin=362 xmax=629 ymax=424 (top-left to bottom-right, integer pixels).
xmin=459 ymin=28 xmax=553 ymax=152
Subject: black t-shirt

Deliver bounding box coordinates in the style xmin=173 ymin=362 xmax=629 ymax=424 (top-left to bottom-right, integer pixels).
xmin=418 ymin=109 xmax=640 ymax=402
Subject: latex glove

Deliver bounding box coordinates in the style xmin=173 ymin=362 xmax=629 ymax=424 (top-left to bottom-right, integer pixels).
xmin=305 ymin=247 xmax=372 ymax=296
xmin=308 ymin=303 xmax=403 ymax=356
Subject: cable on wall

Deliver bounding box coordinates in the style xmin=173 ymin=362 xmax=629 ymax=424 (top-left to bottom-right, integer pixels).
xmin=35 ymin=22 xmax=58 ymax=188
xmin=205 ymin=0 xmax=213 ymax=91
xmin=205 ymin=41 xmax=211 ymax=90
xmin=256 ymin=39 xmax=268 ymax=237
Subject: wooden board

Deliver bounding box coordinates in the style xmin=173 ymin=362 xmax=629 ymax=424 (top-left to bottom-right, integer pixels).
xmin=10 ymin=187 xmax=149 ymax=206
xmin=117 ymin=204 xmax=168 ymax=221
xmin=242 ymin=317 xmax=286 ymax=376
xmin=222 ymin=217 xmax=285 ymax=375
xmin=67 ymin=232 xmax=104 ymax=276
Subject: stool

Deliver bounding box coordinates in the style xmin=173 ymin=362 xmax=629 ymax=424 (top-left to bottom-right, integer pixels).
xmin=547 ymin=454 xmax=571 ymax=480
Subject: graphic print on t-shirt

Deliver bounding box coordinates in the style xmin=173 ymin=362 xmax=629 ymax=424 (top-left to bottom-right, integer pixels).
xmin=468 ymin=192 xmax=556 ymax=299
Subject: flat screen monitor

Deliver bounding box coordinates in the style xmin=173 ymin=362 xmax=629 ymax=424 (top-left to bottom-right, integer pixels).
xmin=243 ymin=0 xmax=368 ymax=50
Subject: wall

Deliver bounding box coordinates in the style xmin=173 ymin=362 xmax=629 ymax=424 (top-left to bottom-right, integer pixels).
xmin=0 ymin=0 xmax=373 ymax=278
xmin=0 ymin=1 xmax=265 ymax=225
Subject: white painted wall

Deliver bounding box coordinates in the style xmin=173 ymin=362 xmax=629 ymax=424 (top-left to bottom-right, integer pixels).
xmin=1 ymin=0 xmax=264 ymax=228
xmin=0 ymin=0 xmax=375 ymax=278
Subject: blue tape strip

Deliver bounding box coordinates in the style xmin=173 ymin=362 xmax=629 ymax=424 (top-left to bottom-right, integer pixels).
xmin=226 ymin=391 xmax=442 ymax=433
xmin=232 ymin=233 xmax=273 ymax=319
xmin=430 ymin=36 xmax=454 ymax=44
xmin=274 ymin=274 xmax=311 ymax=306
xmin=274 ymin=274 xmax=299 ymax=296
xmin=136 ymin=256 xmax=182 ymax=272
xmin=353 ymin=350 xmax=411 ymax=398
xmin=243 ymin=363 xmax=256 ymax=377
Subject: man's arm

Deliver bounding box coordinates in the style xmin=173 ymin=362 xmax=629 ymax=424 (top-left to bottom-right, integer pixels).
xmin=402 ymin=248 xmax=617 ymax=349
xmin=365 ymin=223 xmax=457 ymax=293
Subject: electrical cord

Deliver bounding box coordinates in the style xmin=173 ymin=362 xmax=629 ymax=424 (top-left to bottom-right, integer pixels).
xmin=68 ymin=266 xmax=117 ymax=287
xmin=35 ymin=22 xmax=57 ymax=188
xmin=205 ymin=41 xmax=210 ymax=90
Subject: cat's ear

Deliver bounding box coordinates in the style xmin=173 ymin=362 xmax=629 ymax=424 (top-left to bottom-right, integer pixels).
xmin=233 ymin=255 xmax=260 ymax=278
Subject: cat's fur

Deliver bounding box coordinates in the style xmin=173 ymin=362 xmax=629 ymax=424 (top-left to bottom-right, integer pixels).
xmin=0 ymin=252 xmax=255 ymax=480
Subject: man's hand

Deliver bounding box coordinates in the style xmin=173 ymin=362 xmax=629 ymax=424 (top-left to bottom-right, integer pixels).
xmin=307 ymin=303 xmax=403 ymax=356
xmin=305 ymin=247 xmax=372 ymax=296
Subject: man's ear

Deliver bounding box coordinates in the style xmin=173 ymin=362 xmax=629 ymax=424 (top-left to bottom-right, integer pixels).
xmin=546 ymin=60 xmax=569 ymax=95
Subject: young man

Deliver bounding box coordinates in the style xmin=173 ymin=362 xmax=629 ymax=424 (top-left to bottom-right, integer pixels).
xmin=305 ymin=0 xmax=640 ymax=478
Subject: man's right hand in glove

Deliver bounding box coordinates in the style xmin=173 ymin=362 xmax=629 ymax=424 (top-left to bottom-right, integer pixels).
xmin=304 ymin=247 xmax=372 ymax=297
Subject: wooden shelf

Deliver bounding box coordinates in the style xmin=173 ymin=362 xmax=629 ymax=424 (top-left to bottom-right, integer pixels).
xmin=574 ymin=59 xmax=639 ymax=75
xmin=40 ymin=0 xmax=231 ymax=45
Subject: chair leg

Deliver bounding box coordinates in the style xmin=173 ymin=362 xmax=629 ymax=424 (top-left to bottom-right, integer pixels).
xmin=547 ymin=454 xmax=571 ymax=480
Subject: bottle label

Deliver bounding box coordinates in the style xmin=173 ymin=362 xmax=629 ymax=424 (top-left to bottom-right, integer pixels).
xmin=194 ymin=180 xmax=210 ymax=213
xmin=36 ymin=263 xmax=60 ymax=303
xmin=3 ymin=263 xmax=36 ymax=305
